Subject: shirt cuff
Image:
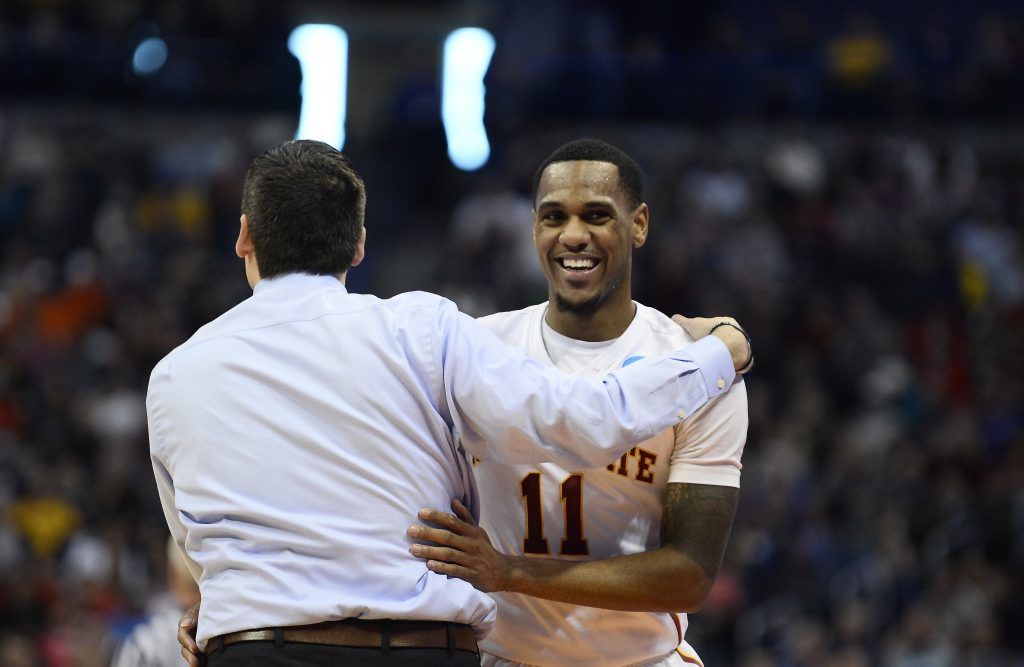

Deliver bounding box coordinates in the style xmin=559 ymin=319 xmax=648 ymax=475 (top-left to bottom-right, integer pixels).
xmin=675 ymin=336 xmax=736 ymax=399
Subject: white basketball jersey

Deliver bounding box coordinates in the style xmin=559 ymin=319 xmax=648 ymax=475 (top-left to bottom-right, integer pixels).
xmin=475 ymin=302 xmax=748 ymax=667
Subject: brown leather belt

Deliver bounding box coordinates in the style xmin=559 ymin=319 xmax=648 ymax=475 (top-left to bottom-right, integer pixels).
xmin=206 ymin=619 xmax=478 ymax=655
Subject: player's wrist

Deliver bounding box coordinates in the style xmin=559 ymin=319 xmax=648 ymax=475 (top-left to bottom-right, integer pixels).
xmin=501 ymin=555 xmax=539 ymax=595
xmin=709 ymin=321 xmax=753 ymax=373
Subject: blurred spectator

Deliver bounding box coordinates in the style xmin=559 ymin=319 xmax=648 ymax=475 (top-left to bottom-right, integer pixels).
xmin=0 ymin=2 xmax=1022 ymax=664
xmin=880 ymin=601 xmax=954 ymax=666
xmin=439 ymin=167 xmax=545 ymax=315
xmin=109 ymin=538 xmax=201 ymax=667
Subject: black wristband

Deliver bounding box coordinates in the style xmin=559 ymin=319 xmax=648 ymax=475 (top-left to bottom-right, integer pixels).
xmin=708 ymin=321 xmax=754 ymax=372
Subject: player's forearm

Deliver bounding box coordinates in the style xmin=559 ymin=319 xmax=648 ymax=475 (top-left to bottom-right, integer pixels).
xmin=501 ymin=548 xmax=714 ymax=613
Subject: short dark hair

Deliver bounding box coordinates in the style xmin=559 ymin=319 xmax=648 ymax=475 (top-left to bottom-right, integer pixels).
xmin=241 ymin=139 xmax=366 ymax=279
xmin=532 ymin=139 xmax=644 ymax=207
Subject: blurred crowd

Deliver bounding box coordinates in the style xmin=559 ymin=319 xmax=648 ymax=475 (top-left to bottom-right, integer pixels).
xmin=1 ymin=0 xmax=1022 ymax=120
xmin=0 ymin=0 xmax=299 ymax=111
xmin=1 ymin=109 xmax=1021 ymax=666
xmin=0 ymin=1 xmax=1023 ymax=666
xmin=486 ymin=0 xmax=1024 ymax=124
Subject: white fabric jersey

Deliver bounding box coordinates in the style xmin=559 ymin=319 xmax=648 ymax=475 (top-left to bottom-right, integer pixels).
xmin=475 ymin=302 xmax=749 ymax=667
xmin=147 ymin=274 xmax=738 ymax=647
xmin=109 ymin=601 xmax=187 ymax=667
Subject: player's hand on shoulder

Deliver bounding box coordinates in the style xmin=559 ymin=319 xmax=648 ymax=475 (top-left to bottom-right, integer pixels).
xmin=671 ymin=315 xmax=753 ymax=374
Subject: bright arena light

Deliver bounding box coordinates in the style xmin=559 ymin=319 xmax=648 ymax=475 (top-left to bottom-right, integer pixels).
xmin=288 ymin=24 xmax=348 ymax=150
xmin=442 ymin=28 xmax=496 ymax=171
xmin=132 ymin=37 xmax=168 ymax=77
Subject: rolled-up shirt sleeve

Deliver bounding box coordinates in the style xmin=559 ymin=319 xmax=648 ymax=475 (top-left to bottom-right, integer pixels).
xmin=435 ymin=301 xmax=737 ymax=469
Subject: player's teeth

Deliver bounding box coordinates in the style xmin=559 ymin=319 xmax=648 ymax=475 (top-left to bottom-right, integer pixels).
xmin=563 ymin=258 xmax=594 ymax=269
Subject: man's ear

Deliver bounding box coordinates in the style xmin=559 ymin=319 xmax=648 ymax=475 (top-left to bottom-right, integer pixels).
xmin=350 ymin=226 xmax=367 ymax=267
xmin=236 ymin=214 xmax=254 ymax=259
xmin=632 ymin=203 xmax=650 ymax=248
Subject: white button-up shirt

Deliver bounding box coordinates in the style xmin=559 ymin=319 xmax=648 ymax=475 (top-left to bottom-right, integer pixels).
xmin=147 ymin=273 xmax=735 ymax=646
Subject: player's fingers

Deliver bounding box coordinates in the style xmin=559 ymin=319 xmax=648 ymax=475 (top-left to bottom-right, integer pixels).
xmin=672 ymin=314 xmax=740 ymax=339
xmin=450 ymin=499 xmax=475 ymax=525
xmin=424 ymin=558 xmax=471 ymax=579
xmin=410 ymin=543 xmax=466 ymax=565
xmin=417 ymin=507 xmax=469 ymax=533
xmin=179 ymin=601 xmax=199 ymax=634
xmin=178 ymin=623 xmax=198 ymax=652
xmin=407 ymin=523 xmax=470 ymax=549
xmin=181 ymin=646 xmax=201 ymax=667
xmin=671 ymin=314 xmax=700 ymax=338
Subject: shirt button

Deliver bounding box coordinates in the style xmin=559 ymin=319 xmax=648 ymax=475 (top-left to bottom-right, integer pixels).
xmin=717 ymin=377 xmax=726 ymax=390
xmin=677 ymin=409 xmax=686 ymax=419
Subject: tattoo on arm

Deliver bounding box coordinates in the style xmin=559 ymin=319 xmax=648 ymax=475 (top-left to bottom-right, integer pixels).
xmin=660 ymin=482 xmax=739 ymax=581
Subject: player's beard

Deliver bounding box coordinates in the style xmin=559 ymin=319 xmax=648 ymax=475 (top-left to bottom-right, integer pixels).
xmin=554 ymin=292 xmax=603 ymax=316
xmin=553 ymin=275 xmax=623 ymax=317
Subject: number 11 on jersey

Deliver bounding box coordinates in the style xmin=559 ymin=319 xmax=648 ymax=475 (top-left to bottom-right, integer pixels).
xmin=520 ymin=472 xmax=589 ymax=556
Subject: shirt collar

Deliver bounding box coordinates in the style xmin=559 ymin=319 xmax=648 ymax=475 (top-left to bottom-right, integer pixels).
xmin=253 ymin=272 xmax=346 ymax=295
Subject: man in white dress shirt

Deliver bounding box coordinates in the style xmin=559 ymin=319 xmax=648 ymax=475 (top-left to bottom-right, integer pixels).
xmin=152 ymin=139 xmax=751 ymax=666
xmin=409 ymin=139 xmax=750 ymax=667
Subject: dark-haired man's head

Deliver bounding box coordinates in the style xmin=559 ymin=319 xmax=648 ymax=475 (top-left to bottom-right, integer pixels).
xmin=239 ymin=140 xmax=366 ymax=282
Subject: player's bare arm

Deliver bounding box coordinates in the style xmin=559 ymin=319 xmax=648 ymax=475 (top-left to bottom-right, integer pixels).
xmin=659 ymin=482 xmax=739 ymax=603
xmin=410 ymin=482 xmax=739 ymax=613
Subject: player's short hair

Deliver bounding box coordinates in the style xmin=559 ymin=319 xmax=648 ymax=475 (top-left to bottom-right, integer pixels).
xmin=532 ymin=138 xmax=644 ymax=207
xmin=241 ymin=139 xmax=366 ymax=279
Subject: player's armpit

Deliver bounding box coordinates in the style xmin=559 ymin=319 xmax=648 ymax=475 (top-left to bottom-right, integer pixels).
xmin=660 ymin=482 xmax=739 ymax=587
